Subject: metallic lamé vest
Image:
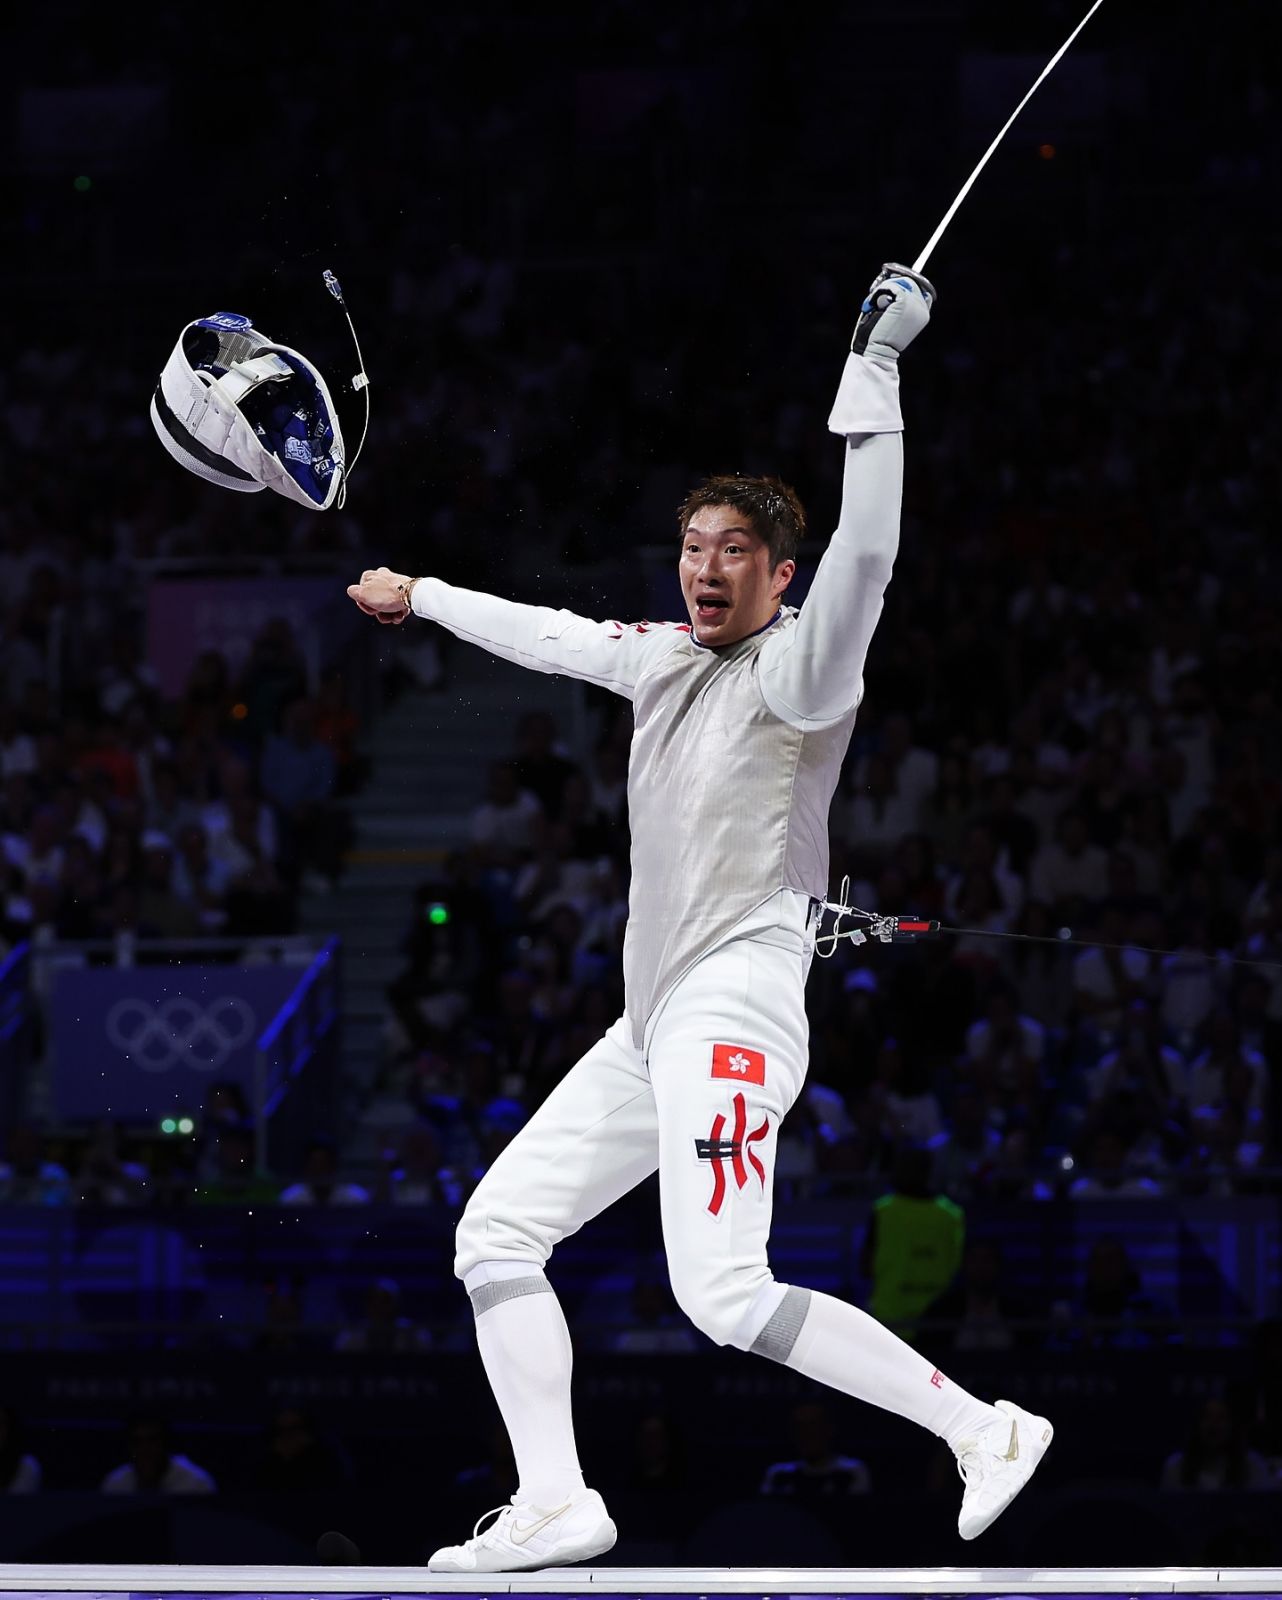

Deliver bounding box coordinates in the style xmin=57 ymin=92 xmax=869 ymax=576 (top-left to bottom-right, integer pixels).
xmin=624 ymin=612 xmax=855 ymax=1047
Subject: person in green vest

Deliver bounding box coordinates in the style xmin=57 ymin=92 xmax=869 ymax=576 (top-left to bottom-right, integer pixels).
xmin=862 ymin=1144 xmax=965 ymax=1340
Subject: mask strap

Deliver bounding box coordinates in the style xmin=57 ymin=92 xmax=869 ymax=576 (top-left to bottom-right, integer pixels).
xmin=322 ymin=269 xmax=371 ymax=510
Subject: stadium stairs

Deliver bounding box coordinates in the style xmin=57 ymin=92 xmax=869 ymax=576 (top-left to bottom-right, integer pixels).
xmin=299 ymin=641 xmax=583 ymax=1163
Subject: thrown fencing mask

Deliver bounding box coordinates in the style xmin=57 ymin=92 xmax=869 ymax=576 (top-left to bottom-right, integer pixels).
xmin=149 ymin=270 xmax=369 ymax=511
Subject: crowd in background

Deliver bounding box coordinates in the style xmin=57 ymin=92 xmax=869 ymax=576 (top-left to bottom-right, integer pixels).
xmin=1 ymin=616 xmax=357 ymax=956
xmin=4 ymin=1362 xmax=1282 ymax=1496
xmin=0 ymin=2 xmax=1278 ymax=1354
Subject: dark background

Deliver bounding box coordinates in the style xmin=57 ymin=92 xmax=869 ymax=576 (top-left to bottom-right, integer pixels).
xmin=2 ymin=0 xmax=1281 ymax=1571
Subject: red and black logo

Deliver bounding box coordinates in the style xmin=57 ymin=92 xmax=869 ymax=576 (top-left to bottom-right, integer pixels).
xmin=695 ymin=1091 xmax=768 ymax=1217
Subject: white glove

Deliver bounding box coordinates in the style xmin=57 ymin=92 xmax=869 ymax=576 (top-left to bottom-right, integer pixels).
xmin=850 ymin=263 xmax=935 ymax=366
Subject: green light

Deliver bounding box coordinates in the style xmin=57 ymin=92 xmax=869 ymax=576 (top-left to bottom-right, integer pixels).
xmin=160 ymin=1117 xmax=177 ymax=1135
xmin=177 ymin=1117 xmax=194 ymax=1135
xmin=73 ymin=175 xmax=92 ymax=193
xmin=428 ymin=902 xmax=450 ymax=926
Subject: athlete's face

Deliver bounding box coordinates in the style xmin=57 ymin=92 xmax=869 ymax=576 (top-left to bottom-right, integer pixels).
xmin=679 ymin=506 xmax=795 ymax=647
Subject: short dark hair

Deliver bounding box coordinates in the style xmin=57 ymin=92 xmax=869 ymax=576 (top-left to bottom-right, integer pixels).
xmin=677 ymin=474 xmax=805 ymax=572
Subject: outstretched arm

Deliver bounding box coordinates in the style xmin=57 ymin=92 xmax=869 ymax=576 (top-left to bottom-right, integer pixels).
xmin=346 ymin=567 xmax=675 ymax=700
xmin=758 ymin=266 xmax=933 ymax=732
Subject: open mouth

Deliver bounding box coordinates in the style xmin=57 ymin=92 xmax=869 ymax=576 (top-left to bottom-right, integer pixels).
xmin=695 ymin=594 xmax=729 ymax=621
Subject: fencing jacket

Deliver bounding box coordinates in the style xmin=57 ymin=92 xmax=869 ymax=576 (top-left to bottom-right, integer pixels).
xmin=410 ymin=353 xmax=904 ymax=1048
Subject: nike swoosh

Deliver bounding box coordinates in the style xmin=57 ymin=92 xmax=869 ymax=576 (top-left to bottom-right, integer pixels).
xmin=509 ymin=1501 xmax=573 ymax=1546
xmin=1002 ymin=1419 xmax=1019 ymax=1462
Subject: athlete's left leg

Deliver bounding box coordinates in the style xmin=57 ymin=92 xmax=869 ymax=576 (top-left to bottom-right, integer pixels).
xmin=646 ymin=934 xmax=1051 ymax=1536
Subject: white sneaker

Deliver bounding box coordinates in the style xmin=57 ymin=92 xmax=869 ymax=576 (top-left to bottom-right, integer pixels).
xmin=427 ymin=1488 xmax=616 ymax=1572
xmin=955 ymin=1399 xmax=1053 ymax=1540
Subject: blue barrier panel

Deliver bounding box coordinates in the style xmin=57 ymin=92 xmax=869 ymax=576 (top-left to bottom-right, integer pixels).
xmin=49 ymin=965 xmax=301 ymax=1123
xmin=254 ymin=936 xmax=341 ymax=1174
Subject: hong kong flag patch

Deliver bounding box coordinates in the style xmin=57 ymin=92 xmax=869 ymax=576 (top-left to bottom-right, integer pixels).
xmin=711 ymin=1042 xmax=766 ymax=1086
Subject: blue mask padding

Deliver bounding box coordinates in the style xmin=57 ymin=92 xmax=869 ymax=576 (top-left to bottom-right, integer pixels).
xmin=234 ymin=351 xmax=339 ymax=505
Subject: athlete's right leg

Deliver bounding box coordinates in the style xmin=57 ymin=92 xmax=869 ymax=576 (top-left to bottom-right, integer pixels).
xmin=431 ymin=1017 xmax=656 ymax=1571
xmin=645 ymin=935 xmax=1052 ymax=1543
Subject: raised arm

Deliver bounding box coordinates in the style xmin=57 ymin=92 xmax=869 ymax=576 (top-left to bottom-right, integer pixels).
xmin=346 ymin=566 xmax=676 ymax=700
xmin=758 ymin=266 xmax=933 ymax=732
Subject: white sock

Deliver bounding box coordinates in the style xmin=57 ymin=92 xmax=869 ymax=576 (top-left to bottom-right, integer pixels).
xmin=464 ymin=1262 xmax=586 ymax=1506
xmin=782 ymin=1289 xmax=999 ymax=1449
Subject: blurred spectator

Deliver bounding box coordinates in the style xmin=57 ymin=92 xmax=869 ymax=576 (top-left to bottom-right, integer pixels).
xmin=760 ymin=1403 xmax=871 ymax=1498
xmin=313 ymin=669 xmax=366 ymax=796
xmin=279 ymin=1139 xmax=371 ymax=1206
xmin=1189 ymin=1102 xmax=1268 ymax=1196
xmin=1068 ymin=1130 xmax=1164 ymax=1200
xmin=612 ymin=1269 xmax=698 ymax=1354
xmin=73 ymin=1121 xmax=149 ymax=1206
xmin=0 ymin=1405 xmax=41 ymax=1493
xmin=253 ymin=1408 xmax=350 ymax=1492
xmin=202 ymin=1080 xmax=251 ymax=1135
xmin=252 ymin=1277 xmax=311 ymax=1356
xmin=925 ymin=1240 xmax=1033 ymax=1354
xmin=259 ymin=698 xmax=349 ymax=891
xmin=221 ymin=810 xmax=294 ymax=935
xmin=181 ymin=652 xmax=234 ymax=741
xmin=588 ymin=741 xmax=629 ymax=832
xmin=1087 ymin=1000 xmax=1186 ymax=1123
xmin=376 ymin=1123 xmax=445 ymax=1206
xmin=388 ymin=880 xmax=488 ymax=1051
xmin=144 ymin=763 xmax=199 ymax=841
xmin=843 ymin=752 xmax=918 ymax=861
xmin=1160 ymin=1398 xmax=1273 ymax=1492
xmin=136 ymin=831 xmax=202 ymax=938
xmin=1071 ymin=903 xmax=1153 ymax=1039
xmin=1158 ymin=921 xmax=1232 ymax=1049
xmin=930 ymin=1087 xmax=1001 ymax=1201
xmin=986 ymin=1128 xmax=1055 ymax=1203
xmin=1031 ymin=809 xmax=1109 ymax=909
xmin=171 ymin=822 xmax=232 ymax=930
xmin=236 ymin=618 xmax=308 ymax=750
xmin=510 ymin=711 xmax=577 ymax=818
xmin=964 ymin=979 xmax=1046 ymax=1126
xmin=861 ymin=1146 xmax=965 ymax=1337
xmin=0 ymin=1127 xmax=71 ymax=1206
xmin=867 ymin=1038 xmax=943 ymax=1147
xmin=919 ymin=754 xmax=975 ymax=868
xmin=1071 ymin=1237 xmax=1171 ymax=1350
xmin=470 ymin=761 xmax=543 ymax=860
xmin=192 ymin=1124 xmax=278 ymax=1206
xmin=629 ymin=1413 xmax=687 ymax=1491
xmin=334 ymin=1279 xmax=431 ymax=1353
xmin=100 ymin=1414 xmax=216 ymax=1494
xmin=1186 ymin=1009 xmax=1269 ymax=1130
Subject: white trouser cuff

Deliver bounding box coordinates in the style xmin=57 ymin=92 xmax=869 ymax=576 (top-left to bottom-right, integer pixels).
xmin=463 ymin=1260 xmax=548 ymax=1294
xmin=729 ymin=1279 xmax=789 ymax=1352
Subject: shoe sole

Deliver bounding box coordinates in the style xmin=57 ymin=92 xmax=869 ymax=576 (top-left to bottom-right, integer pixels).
xmin=959 ymin=1404 xmax=1054 ymax=1541
xmin=428 ymin=1517 xmax=617 ymax=1574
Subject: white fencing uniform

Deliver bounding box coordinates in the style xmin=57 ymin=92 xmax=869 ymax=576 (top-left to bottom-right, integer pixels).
xmin=412 ymin=353 xmax=903 ymax=1354
xmin=420 ymin=287 xmax=1042 ymax=1568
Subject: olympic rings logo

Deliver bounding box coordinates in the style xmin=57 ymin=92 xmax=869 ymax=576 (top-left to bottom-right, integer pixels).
xmin=105 ymin=995 xmax=257 ymax=1073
